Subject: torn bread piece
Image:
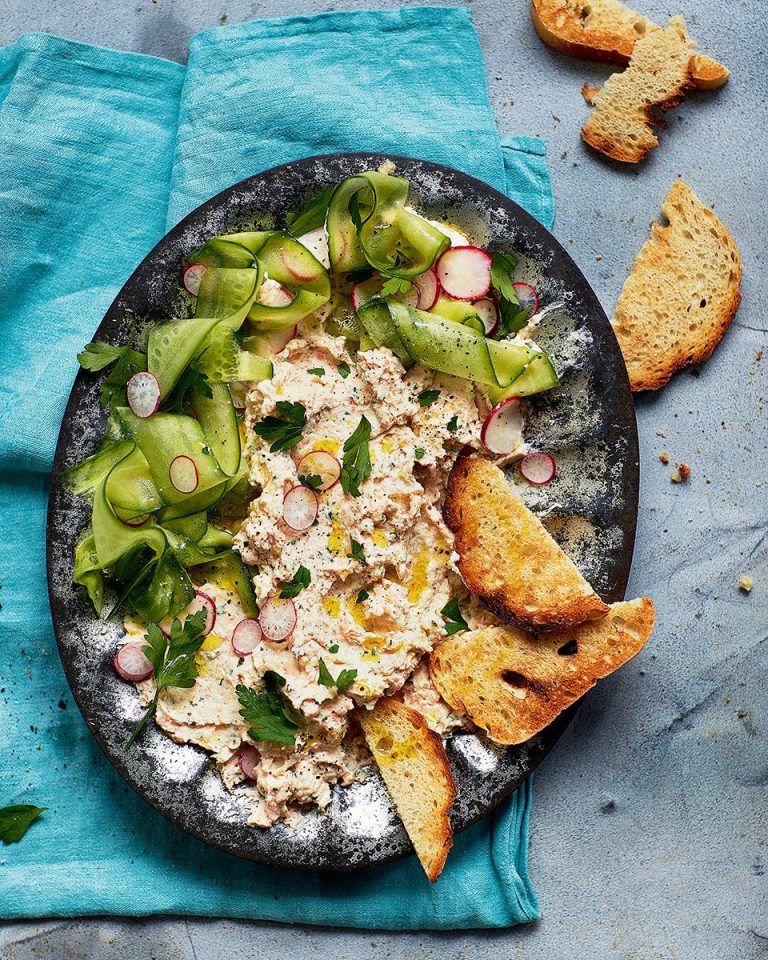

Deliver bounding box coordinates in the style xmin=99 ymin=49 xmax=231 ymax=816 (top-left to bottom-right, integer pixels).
xmin=530 ymin=0 xmax=728 ymax=89
xmin=444 ymin=451 xmax=609 ymax=631
xmin=357 ymin=698 xmax=456 ymax=882
xmin=612 ymin=180 xmax=742 ymax=391
xmin=581 ymin=17 xmax=701 ymax=163
xmin=430 ymin=598 xmax=655 ymax=745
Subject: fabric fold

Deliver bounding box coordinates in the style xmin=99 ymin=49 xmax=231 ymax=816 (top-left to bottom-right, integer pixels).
xmin=0 ymin=7 xmax=552 ymax=929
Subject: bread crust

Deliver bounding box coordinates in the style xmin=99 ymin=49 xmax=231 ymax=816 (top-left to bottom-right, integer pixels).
xmin=430 ymin=598 xmax=655 ymax=745
xmin=444 ymin=451 xmax=609 ymax=631
xmin=612 ymin=180 xmax=743 ymax=390
xmin=530 ymin=0 xmax=729 ymax=89
xmin=357 ymin=698 xmax=455 ymax=882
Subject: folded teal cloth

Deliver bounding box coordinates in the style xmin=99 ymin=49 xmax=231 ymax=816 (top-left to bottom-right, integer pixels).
xmin=0 ymin=8 xmax=552 ymax=929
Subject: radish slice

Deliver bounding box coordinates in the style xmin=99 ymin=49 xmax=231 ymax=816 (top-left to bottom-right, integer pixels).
xmin=239 ymin=744 xmax=260 ymax=781
xmin=413 ymin=269 xmax=440 ymax=310
xmin=297 ymin=227 xmax=330 ymax=270
xmin=282 ymin=485 xmax=318 ymax=532
xmin=296 ymin=450 xmax=341 ymax=491
xmin=183 ymin=263 xmax=207 ymax=296
xmin=126 ymin=371 xmax=160 ymax=419
xmin=259 ymin=596 xmax=297 ymax=643
xmin=119 ymin=513 xmax=149 ymax=528
xmin=481 ymin=398 xmax=524 ymax=455
xmin=231 ymin=618 xmax=263 ymax=656
xmin=520 ymin=451 xmax=556 ymax=485
xmin=278 ymin=247 xmax=317 ymax=283
xmin=436 ymin=247 xmax=492 ymax=301
xmin=113 ymin=642 xmax=154 ymax=683
xmin=253 ymin=325 xmax=298 ymax=358
xmin=512 ymin=282 xmax=540 ymax=318
xmin=473 ymin=297 xmax=500 ymax=337
xmin=169 ymin=455 xmax=199 ymax=494
xmin=159 ymin=589 xmax=216 ymax=638
xmin=259 ymin=280 xmax=294 ymax=307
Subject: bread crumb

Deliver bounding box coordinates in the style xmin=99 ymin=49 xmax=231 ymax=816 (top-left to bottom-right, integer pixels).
xmin=656 ymin=430 xmax=666 ymax=437
xmin=660 ymin=451 xmax=670 ymax=464
xmin=678 ymin=463 xmax=691 ymax=479
xmin=739 ymin=574 xmax=753 ymax=593
xmin=595 ymin=255 xmax=603 ymax=261
xmin=582 ymin=83 xmax=600 ymax=104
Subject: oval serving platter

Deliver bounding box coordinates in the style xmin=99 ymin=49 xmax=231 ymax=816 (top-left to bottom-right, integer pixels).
xmin=47 ymin=153 xmax=639 ymax=871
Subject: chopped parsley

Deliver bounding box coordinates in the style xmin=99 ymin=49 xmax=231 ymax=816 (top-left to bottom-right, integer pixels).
xmin=348 ymin=191 xmax=363 ymax=229
xmin=337 ymin=361 xmax=351 ymax=379
xmin=328 ymin=643 xmax=340 ymax=653
xmin=77 ymin=340 xmax=147 ymax=410
xmin=298 ymin=472 xmax=323 ymax=491
xmin=380 ymin=276 xmax=412 ymax=298
xmin=418 ymin=389 xmax=441 ymax=407
xmin=285 ymin=184 xmax=335 ymax=236
xmin=165 ymin=364 xmax=212 ymax=414
xmin=307 ymin=367 xmax=325 ymax=377
xmin=340 ymin=415 xmax=372 ymax=497
xmin=414 ymin=447 xmax=426 ymax=460
xmin=447 ymin=415 xmax=459 ymax=433
xmin=126 ymin=609 xmax=208 ymax=749
xmin=236 ymin=671 xmax=298 ymax=746
xmin=253 ymin=401 xmax=307 ymax=452
xmin=0 ymin=805 xmax=46 ymax=844
xmin=349 ymin=539 xmax=368 ymax=565
xmin=280 ymin=565 xmax=311 ymax=599
xmin=441 ymin=595 xmax=469 ymax=636
xmin=318 ymin=658 xmax=358 ymax=693
xmin=356 ymin=589 xmax=369 ymax=604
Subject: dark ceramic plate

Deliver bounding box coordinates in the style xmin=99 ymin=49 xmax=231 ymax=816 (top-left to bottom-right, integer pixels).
xmin=47 ymin=153 xmax=638 ymax=871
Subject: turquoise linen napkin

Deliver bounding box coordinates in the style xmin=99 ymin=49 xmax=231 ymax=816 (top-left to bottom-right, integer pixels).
xmin=0 ymin=8 xmax=552 ymax=929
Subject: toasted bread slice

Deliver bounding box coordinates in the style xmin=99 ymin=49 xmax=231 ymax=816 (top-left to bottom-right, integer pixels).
xmin=530 ymin=0 xmax=728 ymax=89
xmin=444 ymin=451 xmax=609 ymax=631
xmin=357 ymin=698 xmax=456 ymax=882
xmin=612 ymin=180 xmax=742 ymax=391
xmin=430 ymin=598 xmax=655 ymax=745
xmin=581 ymin=17 xmax=697 ymax=163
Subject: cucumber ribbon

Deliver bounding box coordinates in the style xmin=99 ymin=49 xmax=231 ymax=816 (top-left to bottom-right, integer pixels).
xmin=327 ymin=172 xmax=450 ymax=278
xmin=357 ymin=300 xmax=559 ymax=395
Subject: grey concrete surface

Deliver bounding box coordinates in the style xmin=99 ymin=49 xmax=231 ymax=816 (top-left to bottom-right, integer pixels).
xmin=2 ymin=0 xmax=766 ymax=957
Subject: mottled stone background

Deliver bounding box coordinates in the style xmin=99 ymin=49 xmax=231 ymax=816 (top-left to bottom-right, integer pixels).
xmin=1 ymin=1 xmax=765 ymax=957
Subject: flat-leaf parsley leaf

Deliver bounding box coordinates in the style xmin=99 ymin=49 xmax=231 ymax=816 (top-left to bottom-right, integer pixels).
xmin=349 ymin=539 xmax=368 ymax=565
xmin=236 ymin=672 xmax=298 ymax=746
xmin=318 ymin=659 xmax=358 ymax=693
xmin=126 ymin=608 xmax=208 ymax=749
xmin=340 ymin=416 xmax=371 ymax=497
xmin=380 ymin=276 xmax=412 ymax=298
xmin=440 ymin=595 xmax=469 ymax=636
xmin=280 ymin=565 xmax=311 ymax=599
xmin=0 ymin=805 xmax=46 ymax=844
xmin=253 ymin=401 xmax=307 ymax=452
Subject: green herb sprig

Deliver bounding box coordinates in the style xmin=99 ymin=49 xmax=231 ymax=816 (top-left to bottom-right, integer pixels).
xmin=340 ymin=416 xmax=372 ymax=497
xmin=236 ymin=672 xmax=298 ymax=746
xmin=253 ymin=401 xmax=307 ymax=452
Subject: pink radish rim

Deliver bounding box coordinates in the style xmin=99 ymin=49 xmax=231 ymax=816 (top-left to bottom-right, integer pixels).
xmin=125 ymin=371 xmax=161 ymax=419
xmin=413 ymin=269 xmax=440 ymax=310
xmin=231 ymin=618 xmax=263 ymax=657
xmin=511 ymin=282 xmax=540 ymax=317
xmin=183 ymin=263 xmax=208 ymax=296
xmin=239 ymin=744 xmax=260 ymax=781
xmin=169 ymin=455 xmax=199 ymax=494
xmin=259 ymin=596 xmax=297 ymax=642
xmin=194 ymin=590 xmax=217 ymax=636
xmin=435 ymin=246 xmax=492 ymax=302
xmin=480 ymin=397 xmax=524 ymax=456
xmin=472 ymin=297 xmax=500 ymax=337
xmin=112 ymin=642 xmax=154 ymax=683
xmin=296 ymin=450 xmax=341 ymax=491
xmin=520 ymin=451 xmax=556 ymax=486
xmin=282 ymin=485 xmax=319 ymax=532
xmin=120 ymin=513 xmax=149 ymax=528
